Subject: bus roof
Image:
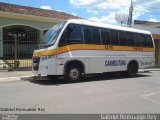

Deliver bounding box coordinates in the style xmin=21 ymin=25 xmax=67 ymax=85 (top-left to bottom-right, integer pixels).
xmin=67 ymin=19 xmax=151 ymax=35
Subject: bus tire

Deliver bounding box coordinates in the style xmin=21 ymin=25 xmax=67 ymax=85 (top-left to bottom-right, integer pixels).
xmin=66 ymin=64 xmax=82 ymax=82
xmin=127 ymin=62 xmax=138 ymax=77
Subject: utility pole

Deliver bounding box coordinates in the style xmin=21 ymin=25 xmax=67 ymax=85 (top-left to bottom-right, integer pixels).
xmin=128 ymin=0 xmax=134 ymax=27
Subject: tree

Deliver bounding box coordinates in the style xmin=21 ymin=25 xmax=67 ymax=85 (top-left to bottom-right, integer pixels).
xmin=115 ymin=13 xmax=128 ymax=26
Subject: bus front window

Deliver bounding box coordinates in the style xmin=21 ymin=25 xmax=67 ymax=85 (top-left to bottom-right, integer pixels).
xmin=43 ymin=21 xmax=66 ymax=46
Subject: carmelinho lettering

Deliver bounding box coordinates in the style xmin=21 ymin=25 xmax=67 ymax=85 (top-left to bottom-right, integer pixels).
xmin=105 ymin=60 xmax=126 ymax=66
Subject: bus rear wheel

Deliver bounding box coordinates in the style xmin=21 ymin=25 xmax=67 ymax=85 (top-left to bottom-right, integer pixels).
xmin=127 ymin=63 xmax=138 ymax=77
xmin=66 ymin=64 xmax=82 ymax=82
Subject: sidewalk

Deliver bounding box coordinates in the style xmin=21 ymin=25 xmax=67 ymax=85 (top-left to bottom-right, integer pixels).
xmin=139 ymin=68 xmax=160 ymax=72
xmin=0 ymin=68 xmax=160 ymax=83
xmin=0 ymin=70 xmax=33 ymax=83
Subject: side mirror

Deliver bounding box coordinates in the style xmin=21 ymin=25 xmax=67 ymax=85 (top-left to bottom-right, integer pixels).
xmin=41 ymin=41 xmax=46 ymax=45
xmin=38 ymin=41 xmax=47 ymax=48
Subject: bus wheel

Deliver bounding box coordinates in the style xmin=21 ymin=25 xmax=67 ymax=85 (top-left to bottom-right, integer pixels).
xmin=66 ymin=64 xmax=82 ymax=82
xmin=127 ymin=63 xmax=138 ymax=77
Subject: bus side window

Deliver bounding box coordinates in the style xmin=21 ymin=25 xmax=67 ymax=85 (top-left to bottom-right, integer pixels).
xmin=100 ymin=29 xmax=110 ymax=45
xmin=69 ymin=24 xmax=83 ymax=44
xmin=110 ymin=30 xmax=119 ymax=46
xmin=92 ymin=27 xmax=101 ymax=44
xmin=119 ymin=31 xmax=127 ymax=46
xmin=59 ymin=24 xmax=83 ymax=46
xmin=133 ymin=33 xmax=141 ymax=47
xmin=139 ymin=34 xmax=146 ymax=47
xmin=126 ymin=32 xmax=134 ymax=46
xmin=83 ymin=26 xmax=92 ymax=44
xmin=146 ymin=35 xmax=153 ymax=48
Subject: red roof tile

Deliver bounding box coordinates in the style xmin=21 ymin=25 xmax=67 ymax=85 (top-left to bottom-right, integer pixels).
xmin=0 ymin=2 xmax=79 ymax=20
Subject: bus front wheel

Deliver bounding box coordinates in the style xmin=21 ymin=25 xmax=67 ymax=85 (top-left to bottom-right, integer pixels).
xmin=127 ymin=62 xmax=138 ymax=77
xmin=66 ymin=64 xmax=82 ymax=82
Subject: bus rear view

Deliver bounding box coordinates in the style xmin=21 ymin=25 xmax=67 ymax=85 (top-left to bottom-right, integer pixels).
xmin=32 ymin=19 xmax=155 ymax=82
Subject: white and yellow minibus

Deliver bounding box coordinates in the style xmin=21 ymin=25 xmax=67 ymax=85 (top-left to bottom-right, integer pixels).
xmin=32 ymin=19 xmax=155 ymax=82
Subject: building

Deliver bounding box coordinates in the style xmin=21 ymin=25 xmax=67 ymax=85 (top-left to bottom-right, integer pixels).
xmin=133 ymin=20 xmax=160 ymax=67
xmin=0 ymin=2 xmax=78 ymax=69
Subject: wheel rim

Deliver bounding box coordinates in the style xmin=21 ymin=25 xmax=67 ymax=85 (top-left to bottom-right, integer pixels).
xmin=69 ymin=68 xmax=80 ymax=81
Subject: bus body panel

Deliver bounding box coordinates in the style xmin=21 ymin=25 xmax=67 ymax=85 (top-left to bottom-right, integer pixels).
xmin=33 ymin=56 xmax=57 ymax=76
xmin=33 ymin=48 xmax=155 ymax=76
xmin=35 ymin=46 xmax=154 ymax=75
xmin=55 ymin=49 xmax=155 ymax=74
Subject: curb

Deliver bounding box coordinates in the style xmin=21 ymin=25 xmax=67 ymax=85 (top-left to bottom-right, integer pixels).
xmin=138 ymin=69 xmax=160 ymax=73
xmin=0 ymin=77 xmax=22 ymax=83
xmin=138 ymin=70 xmax=150 ymax=73
xmin=20 ymin=76 xmax=37 ymax=81
xmin=0 ymin=76 xmax=50 ymax=83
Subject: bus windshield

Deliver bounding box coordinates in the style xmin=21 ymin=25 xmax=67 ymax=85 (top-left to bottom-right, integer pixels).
xmin=43 ymin=21 xmax=66 ymax=46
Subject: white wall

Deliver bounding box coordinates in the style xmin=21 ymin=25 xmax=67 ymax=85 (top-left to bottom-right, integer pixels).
xmin=133 ymin=25 xmax=160 ymax=35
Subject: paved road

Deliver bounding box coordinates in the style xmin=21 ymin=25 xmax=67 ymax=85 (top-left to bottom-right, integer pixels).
xmin=0 ymin=70 xmax=160 ymax=114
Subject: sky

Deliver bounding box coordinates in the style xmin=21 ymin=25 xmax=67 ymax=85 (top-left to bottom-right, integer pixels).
xmin=0 ymin=0 xmax=160 ymax=25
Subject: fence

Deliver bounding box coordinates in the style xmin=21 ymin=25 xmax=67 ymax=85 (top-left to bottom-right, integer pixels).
xmin=0 ymin=26 xmax=39 ymax=70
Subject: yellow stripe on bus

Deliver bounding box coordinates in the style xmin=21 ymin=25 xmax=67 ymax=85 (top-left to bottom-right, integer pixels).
xmin=33 ymin=44 xmax=155 ymax=58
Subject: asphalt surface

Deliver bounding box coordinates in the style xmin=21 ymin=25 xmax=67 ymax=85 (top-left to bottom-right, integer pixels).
xmin=0 ymin=70 xmax=160 ymax=114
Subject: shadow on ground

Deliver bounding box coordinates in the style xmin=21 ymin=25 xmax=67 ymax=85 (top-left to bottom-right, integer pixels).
xmin=26 ymin=72 xmax=151 ymax=86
